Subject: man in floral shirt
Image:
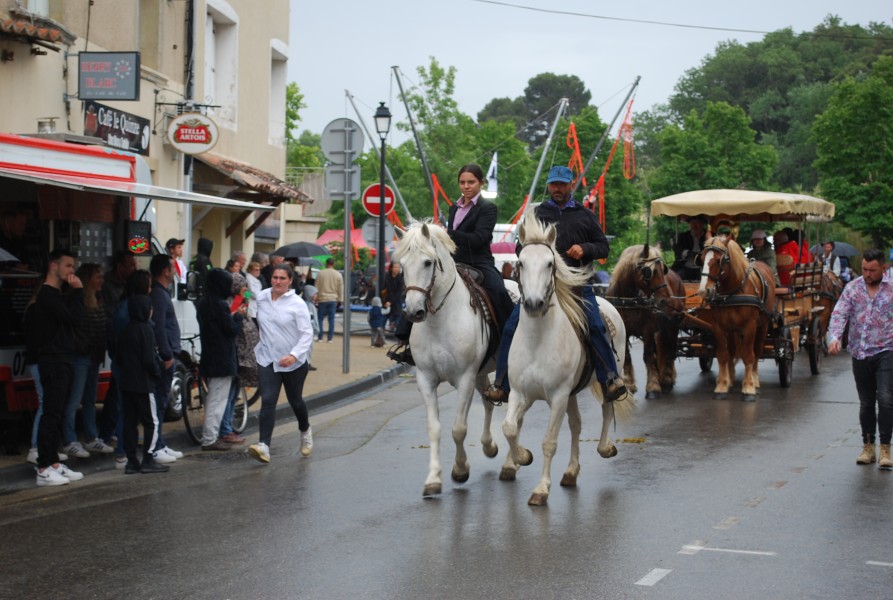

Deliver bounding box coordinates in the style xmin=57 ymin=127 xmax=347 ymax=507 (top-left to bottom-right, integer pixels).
xmin=829 ymin=248 xmax=893 ymax=469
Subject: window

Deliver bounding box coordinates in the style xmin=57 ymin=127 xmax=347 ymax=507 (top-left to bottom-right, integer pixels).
xmin=269 ymin=39 xmax=288 ymax=147
xmin=204 ymin=0 xmax=239 ymax=126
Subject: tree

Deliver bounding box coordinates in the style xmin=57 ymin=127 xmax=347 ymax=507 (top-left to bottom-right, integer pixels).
xmin=814 ymin=56 xmax=893 ymax=247
xmin=285 ymin=82 xmax=304 ymax=144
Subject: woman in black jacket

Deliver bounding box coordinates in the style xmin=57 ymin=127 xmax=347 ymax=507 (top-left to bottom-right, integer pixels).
xmin=195 ymin=268 xmax=244 ymax=451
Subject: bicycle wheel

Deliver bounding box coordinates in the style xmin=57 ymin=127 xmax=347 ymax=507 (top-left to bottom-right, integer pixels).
xmin=244 ymin=385 xmax=261 ymax=407
xmin=232 ymin=385 xmax=249 ymax=433
xmin=181 ymin=370 xmax=206 ymax=445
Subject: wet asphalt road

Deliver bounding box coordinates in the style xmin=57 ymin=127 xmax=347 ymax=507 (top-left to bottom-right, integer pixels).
xmin=1 ymin=346 xmax=891 ymax=600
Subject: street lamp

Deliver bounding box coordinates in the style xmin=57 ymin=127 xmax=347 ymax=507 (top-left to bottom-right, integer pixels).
xmin=374 ymin=101 xmax=392 ymax=297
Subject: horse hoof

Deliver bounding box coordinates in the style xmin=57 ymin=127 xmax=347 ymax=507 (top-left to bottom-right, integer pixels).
xmin=661 ymin=383 xmax=674 ymax=393
xmin=451 ymin=468 xmax=470 ymax=483
xmin=742 ymin=394 xmax=757 ymax=403
xmin=519 ymin=449 xmax=534 ymax=467
xmin=483 ymin=443 xmax=499 ymax=459
xmin=714 ymin=393 xmax=728 ymax=400
xmin=423 ymin=483 xmax=442 ymax=497
xmin=528 ymin=493 xmax=548 ymax=506
xmin=598 ymin=445 xmax=618 ymax=459
xmin=559 ymin=473 xmax=577 ymax=487
xmin=499 ymin=467 xmax=517 ymax=481
xmin=645 ymin=391 xmax=661 ymax=400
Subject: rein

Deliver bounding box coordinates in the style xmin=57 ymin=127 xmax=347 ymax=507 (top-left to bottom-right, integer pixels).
xmin=404 ymin=255 xmax=458 ymax=316
xmin=517 ymin=242 xmax=557 ymax=315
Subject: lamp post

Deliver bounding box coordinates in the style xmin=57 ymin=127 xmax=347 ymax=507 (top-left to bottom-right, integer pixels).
xmin=374 ymin=101 xmax=392 ymax=297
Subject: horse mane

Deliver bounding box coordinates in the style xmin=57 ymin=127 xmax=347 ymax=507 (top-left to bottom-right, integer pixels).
xmin=609 ymin=245 xmax=663 ymax=296
xmin=393 ymin=219 xmax=457 ymax=264
xmin=519 ymin=217 xmax=590 ymax=333
xmin=724 ymin=238 xmax=748 ymax=283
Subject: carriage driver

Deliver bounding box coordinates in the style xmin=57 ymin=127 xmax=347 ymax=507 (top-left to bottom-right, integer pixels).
xmin=483 ymin=165 xmax=629 ymax=404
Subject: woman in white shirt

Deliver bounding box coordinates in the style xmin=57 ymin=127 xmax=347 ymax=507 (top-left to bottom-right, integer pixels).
xmin=245 ymin=261 xmax=263 ymax=320
xmin=247 ymin=262 xmax=314 ymax=464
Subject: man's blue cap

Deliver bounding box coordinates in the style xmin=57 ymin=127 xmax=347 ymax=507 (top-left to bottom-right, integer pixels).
xmin=546 ymin=165 xmax=574 ymax=184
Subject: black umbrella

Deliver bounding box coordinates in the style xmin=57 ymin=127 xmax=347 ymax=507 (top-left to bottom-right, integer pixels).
xmin=271 ymin=241 xmax=330 ymax=259
xmin=809 ymin=241 xmax=859 ymax=257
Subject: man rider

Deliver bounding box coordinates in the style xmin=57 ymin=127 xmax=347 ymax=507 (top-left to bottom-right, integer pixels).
xmin=483 ymin=165 xmax=628 ymax=404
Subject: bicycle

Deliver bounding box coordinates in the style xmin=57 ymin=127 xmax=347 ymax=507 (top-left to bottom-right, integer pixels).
xmin=178 ymin=334 xmax=261 ymax=444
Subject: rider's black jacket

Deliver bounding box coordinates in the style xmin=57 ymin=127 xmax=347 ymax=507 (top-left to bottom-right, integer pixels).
xmin=520 ymin=199 xmax=610 ymax=269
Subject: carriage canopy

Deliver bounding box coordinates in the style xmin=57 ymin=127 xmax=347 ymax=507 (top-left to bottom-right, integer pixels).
xmin=650 ymin=189 xmax=835 ymax=223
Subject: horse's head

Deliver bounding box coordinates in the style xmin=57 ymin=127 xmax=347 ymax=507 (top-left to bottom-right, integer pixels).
xmin=698 ymin=236 xmax=746 ymax=297
xmin=393 ymin=221 xmax=456 ymax=322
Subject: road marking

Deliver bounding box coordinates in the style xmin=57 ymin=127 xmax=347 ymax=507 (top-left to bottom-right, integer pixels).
xmin=680 ymin=541 xmax=777 ymax=557
xmin=744 ymin=496 xmax=765 ymax=508
xmin=867 ymin=561 xmax=893 ymax=567
xmin=635 ymin=568 xmax=672 ymax=586
xmin=769 ymin=480 xmax=787 ymax=489
xmin=714 ymin=516 xmax=740 ymax=529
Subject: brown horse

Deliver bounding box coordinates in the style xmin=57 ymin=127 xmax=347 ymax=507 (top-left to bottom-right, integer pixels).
xmin=607 ymin=245 xmax=685 ymax=399
xmin=698 ymin=236 xmax=777 ymax=401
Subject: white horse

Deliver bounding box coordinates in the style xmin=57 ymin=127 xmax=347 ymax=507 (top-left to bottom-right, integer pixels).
xmin=499 ymin=217 xmax=634 ymax=506
xmin=395 ymin=222 xmax=515 ymax=497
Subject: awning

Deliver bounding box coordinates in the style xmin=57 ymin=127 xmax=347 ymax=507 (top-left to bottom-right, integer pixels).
xmin=0 ymin=8 xmax=76 ymax=50
xmin=194 ymin=153 xmax=312 ymax=203
xmin=650 ymin=189 xmax=835 ymax=223
xmin=0 ymin=166 xmax=274 ymax=212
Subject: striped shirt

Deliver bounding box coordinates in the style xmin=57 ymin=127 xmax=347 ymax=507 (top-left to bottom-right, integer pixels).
xmin=828 ymin=274 xmax=893 ymax=360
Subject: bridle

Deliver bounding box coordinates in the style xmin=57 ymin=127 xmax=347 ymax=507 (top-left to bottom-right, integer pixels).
xmin=517 ymin=242 xmax=557 ymax=315
xmin=701 ymin=244 xmax=731 ymax=284
xmin=403 ymin=253 xmax=458 ymax=317
xmin=636 ymin=257 xmax=669 ymax=295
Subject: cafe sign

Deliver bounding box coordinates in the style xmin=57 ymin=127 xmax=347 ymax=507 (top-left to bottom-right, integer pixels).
xmin=166 ymin=113 xmax=218 ymax=155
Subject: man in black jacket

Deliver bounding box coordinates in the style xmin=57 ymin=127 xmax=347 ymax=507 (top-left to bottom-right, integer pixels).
xmin=671 ymin=215 xmax=708 ymax=281
xmin=484 ymin=166 xmax=628 ymax=405
xmin=148 ymin=253 xmax=182 ymax=463
xmin=33 ymin=249 xmax=86 ymax=486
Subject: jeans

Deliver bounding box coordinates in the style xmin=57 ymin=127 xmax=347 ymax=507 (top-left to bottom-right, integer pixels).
xmin=218 ymin=376 xmax=239 ymax=437
xmin=64 ymin=356 xmax=100 ymax=444
xmin=853 ymin=350 xmax=893 ymax=445
xmin=29 ymin=364 xmax=44 ymax=448
xmin=153 ymin=361 xmax=175 ymax=449
xmin=258 ymin=362 xmax=310 ymax=447
xmin=37 ymin=359 xmax=72 ymax=469
xmin=100 ymin=365 xmax=126 ymax=458
xmin=317 ymin=301 xmax=337 ymax=341
xmin=493 ymin=285 xmax=618 ymax=392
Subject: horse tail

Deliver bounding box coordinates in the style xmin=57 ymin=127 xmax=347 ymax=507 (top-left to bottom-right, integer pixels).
xmin=588 ymin=380 xmax=637 ymax=422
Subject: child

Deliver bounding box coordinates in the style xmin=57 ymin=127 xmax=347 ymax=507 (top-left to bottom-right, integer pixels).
xmin=116 ymin=295 xmax=168 ymax=474
xmin=368 ymin=297 xmax=390 ymax=348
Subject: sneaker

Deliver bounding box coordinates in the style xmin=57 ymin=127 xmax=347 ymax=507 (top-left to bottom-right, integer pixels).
xmin=62 ymin=442 xmax=90 ymax=459
xmin=115 ymin=456 xmax=128 ymax=470
xmin=84 ymin=439 xmax=115 ymax=454
xmin=152 ymin=450 xmax=176 ymax=464
xmin=483 ymin=385 xmax=508 ymax=406
xmin=139 ymin=458 xmax=170 ymax=474
xmin=124 ymin=460 xmax=141 ymax=475
xmin=220 ymin=432 xmax=246 ymax=445
xmin=201 ymin=440 xmax=231 ymax=452
xmin=300 ymin=427 xmax=313 ymax=457
xmin=160 ymin=446 xmax=184 ymax=459
xmin=36 ymin=467 xmax=69 ymax=487
xmin=51 ymin=463 xmax=84 ymax=481
xmin=248 ymin=442 xmax=270 ymax=464
xmin=26 ymin=447 xmax=38 ymax=465
xmin=58 ymin=451 xmax=69 ymax=461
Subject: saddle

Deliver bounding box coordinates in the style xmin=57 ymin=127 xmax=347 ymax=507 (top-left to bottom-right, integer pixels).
xmin=456 ymin=264 xmax=501 ymax=370
xmin=568 ymin=308 xmax=619 ymax=396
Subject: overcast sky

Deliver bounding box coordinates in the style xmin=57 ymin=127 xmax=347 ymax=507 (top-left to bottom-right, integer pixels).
xmin=289 ymin=0 xmax=890 ymax=145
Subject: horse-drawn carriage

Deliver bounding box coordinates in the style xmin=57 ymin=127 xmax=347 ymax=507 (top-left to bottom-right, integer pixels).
xmin=619 ymin=189 xmax=837 ymax=401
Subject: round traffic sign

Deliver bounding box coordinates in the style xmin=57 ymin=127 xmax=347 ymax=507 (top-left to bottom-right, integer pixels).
xmin=361 ymin=183 xmax=395 ymax=217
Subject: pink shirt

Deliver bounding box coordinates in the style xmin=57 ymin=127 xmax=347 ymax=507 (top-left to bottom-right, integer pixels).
xmin=829 ymin=274 xmax=893 ymax=359
xmin=451 ymin=194 xmax=479 ymax=230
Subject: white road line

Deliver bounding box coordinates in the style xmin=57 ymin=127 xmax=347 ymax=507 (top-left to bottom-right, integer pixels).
xmin=867 ymin=561 xmax=893 ymax=567
xmin=635 ymin=568 xmax=672 ymax=586
xmin=680 ymin=542 xmax=777 ymax=556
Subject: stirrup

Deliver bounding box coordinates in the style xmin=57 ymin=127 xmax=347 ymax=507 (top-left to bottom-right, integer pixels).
xmin=386 ymin=342 xmax=414 ymax=366
xmin=603 ymin=376 xmax=629 ymax=403
xmin=483 ymin=384 xmax=507 ymax=406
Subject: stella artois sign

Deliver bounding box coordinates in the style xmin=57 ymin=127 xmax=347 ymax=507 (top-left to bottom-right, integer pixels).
xmin=167 ymin=112 xmax=218 ymax=154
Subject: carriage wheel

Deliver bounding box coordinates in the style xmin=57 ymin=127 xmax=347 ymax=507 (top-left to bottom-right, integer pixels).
xmin=698 ymin=355 xmax=713 ymax=372
xmin=807 ymin=316 xmax=824 ymax=375
xmin=777 ymin=327 xmax=794 ymax=388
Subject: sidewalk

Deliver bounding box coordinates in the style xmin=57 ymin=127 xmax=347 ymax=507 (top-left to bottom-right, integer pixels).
xmin=0 ymin=311 xmax=411 ymax=489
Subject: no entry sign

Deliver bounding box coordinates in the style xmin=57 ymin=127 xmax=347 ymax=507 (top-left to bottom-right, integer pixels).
xmin=361 ymin=183 xmax=395 ymax=217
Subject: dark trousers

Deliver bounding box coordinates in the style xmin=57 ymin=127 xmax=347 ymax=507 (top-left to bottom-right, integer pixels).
xmin=36 ymin=360 xmax=72 ymax=469
xmin=98 ymin=374 xmax=120 ymax=442
xmin=122 ymin=391 xmax=158 ymax=463
xmin=258 ymin=362 xmax=310 ymax=447
xmin=853 ymin=350 xmax=893 ymax=445
xmin=153 ymin=362 xmax=174 ymax=449
xmin=493 ymin=285 xmax=618 ymax=392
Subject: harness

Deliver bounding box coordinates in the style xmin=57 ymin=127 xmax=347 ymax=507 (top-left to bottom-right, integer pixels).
xmin=702 ymin=244 xmax=772 ymax=311
xmin=404 ymin=255 xmax=458 ymax=317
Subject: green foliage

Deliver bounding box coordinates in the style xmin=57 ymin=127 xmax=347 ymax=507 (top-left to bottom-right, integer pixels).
xmin=325 ymin=242 xmax=374 ymax=272
xmin=285 ymin=82 xmax=304 ymax=143
xmin=814 ymin=56 xmax=893 ymax=247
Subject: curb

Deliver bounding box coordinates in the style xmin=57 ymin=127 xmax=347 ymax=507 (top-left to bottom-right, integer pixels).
xmin=0 ymin=363 xmax=412 ymax=491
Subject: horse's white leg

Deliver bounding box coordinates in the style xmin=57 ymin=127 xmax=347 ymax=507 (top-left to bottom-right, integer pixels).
xmin=529 ymin=395 xmax=568 ymax=506
xmin=416 ymin=371 xmax=444 ymax=497
xmin=449 ymin=374 xmax=477 ymax=484
xmin=560 ymin=393 xmax=582 ymax=488
xmin=476 ymin=372 xmax=498 ymax=458
xmin=500 ymin=391 xmax=534 ymax=482
xmin=596 ymin=398 xmax=619 ymax=459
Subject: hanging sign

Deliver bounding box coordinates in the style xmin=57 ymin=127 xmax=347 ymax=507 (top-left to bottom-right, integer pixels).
xmin=167 ymin=113 xmax=219 ymax=155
